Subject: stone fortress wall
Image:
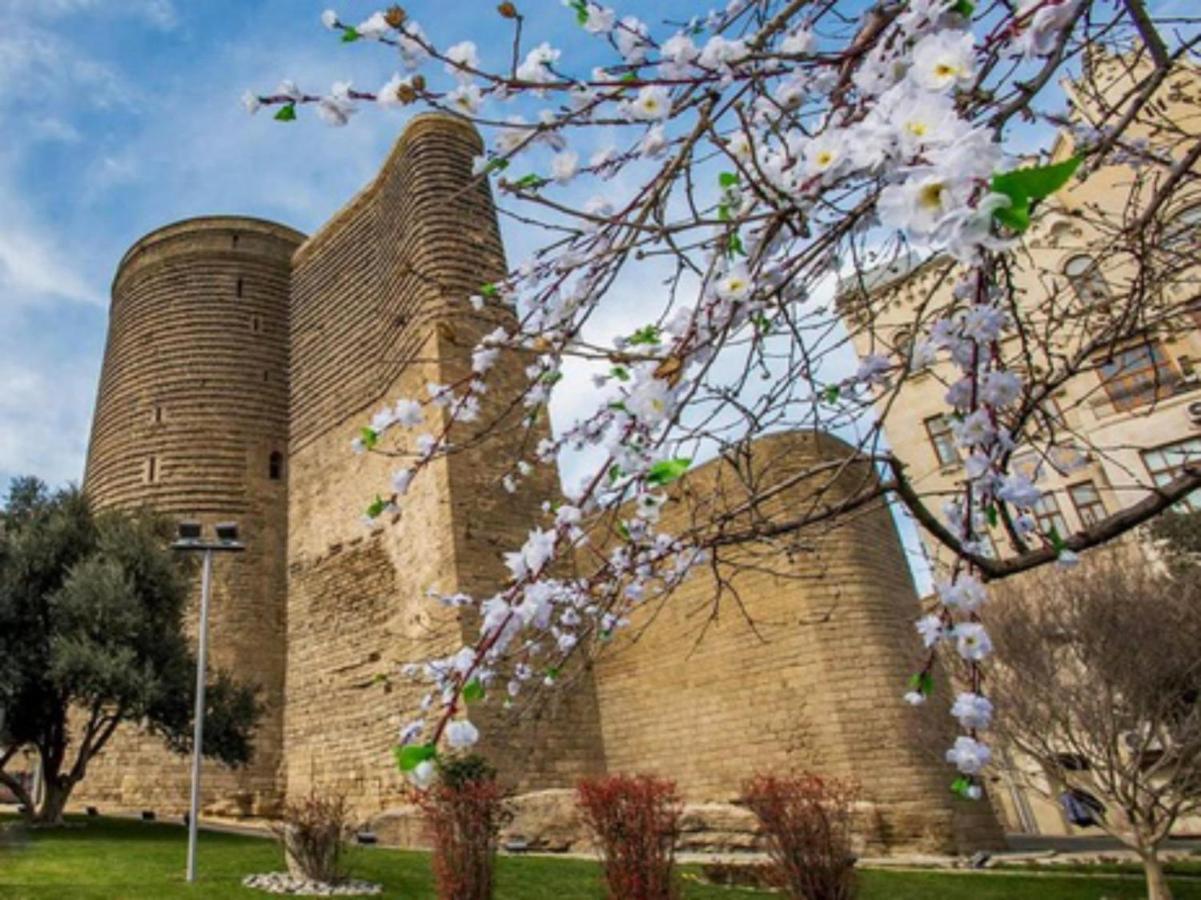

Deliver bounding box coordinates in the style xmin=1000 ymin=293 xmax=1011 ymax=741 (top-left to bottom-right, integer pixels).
xmin=75 ymin=113 xmax=1000 ymax=852
xmin=78 ymin=217 xmax=303 ymax=815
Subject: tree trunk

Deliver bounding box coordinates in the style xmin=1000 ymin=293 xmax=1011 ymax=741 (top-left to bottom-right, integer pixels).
xmin=1141 ymin=847 xmax=1173 ymax=900
xmin=33 ymin=778 xmax=73 ymax=827
xmin=0 ymin=770 xmax=35 ymax=823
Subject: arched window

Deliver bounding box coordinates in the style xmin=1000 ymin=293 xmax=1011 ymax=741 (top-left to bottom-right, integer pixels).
xmin=269 ymin=451 xmax=284 ymax=481
xmin=1064 ymin=255 xmax=1109 ymax=303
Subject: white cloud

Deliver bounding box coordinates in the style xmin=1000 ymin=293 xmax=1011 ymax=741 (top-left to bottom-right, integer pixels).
xmin=0 ymin=0 xmax=177 ymax=29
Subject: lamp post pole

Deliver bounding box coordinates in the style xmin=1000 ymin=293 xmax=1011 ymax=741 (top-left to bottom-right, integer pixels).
xmin=185 ymin=547 xmax=214 ymax=884
xmin=171 ymin=522 xmax=243 ymax=886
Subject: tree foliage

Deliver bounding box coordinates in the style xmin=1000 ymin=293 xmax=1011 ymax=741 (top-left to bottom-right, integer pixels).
xmin=0 ymin=479 xmax=260 ymax=825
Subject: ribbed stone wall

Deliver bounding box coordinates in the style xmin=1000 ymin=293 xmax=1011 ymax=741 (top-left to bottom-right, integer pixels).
xmin=77 ymin=216 xmax=304 ymax=816
xmin=284 ymin=114 xmax=606 ymax=819
xmin=592 ymin=431 xmax=1004 ymax=853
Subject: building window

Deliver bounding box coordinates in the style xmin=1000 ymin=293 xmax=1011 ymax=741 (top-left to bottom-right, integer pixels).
xmin=231 ymin=233 xmax=240 ymax=248
xmin=269 ymin=451 xmax=284 ymax=481
xmin=1068 ymin=481 xmax=1107 ymax=527
xmin=236 ymin=277 xmax=244 ymax=298
xmin=1064 ymin=255 xmax=1110 ymax=303
xmin=1141 ymin=438 xmax=1201 ymax=511
xmin=925 ymin=415 xmax=959 ymax=467
xmin=251 ymin=315 xmax=262 ymax=333
xmin=145 ymin=456 xmax=158 ymax=484
xmin=1032 ymin=491 xmax=1069 ymax=539
xmin=151 ymin=405 xmax=163 ymax=424
xmin=1097 ymin=342 xmax=1178 ymax=412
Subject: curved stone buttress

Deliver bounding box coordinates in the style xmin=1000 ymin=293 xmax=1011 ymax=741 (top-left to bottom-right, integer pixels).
xmin=78 ymin=216 xmax=304 ymax=816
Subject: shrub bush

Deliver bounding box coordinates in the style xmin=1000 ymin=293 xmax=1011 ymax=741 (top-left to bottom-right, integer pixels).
xmin=741 ymin=773 xmax=859 ymax=900
xmin=273 ymin=791 xmax=354 ymax=885
xmin=576 ymin=773 xmax=682 ymax=900
xmin=416 ymin=754 xmax=508 ymax=900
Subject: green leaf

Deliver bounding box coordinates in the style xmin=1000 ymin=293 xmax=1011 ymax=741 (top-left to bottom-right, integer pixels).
xmin=718 ymin=171 xmax=740 ymax=189
xmin=628 ymin=325 xmax=661 ymax=346
xmin=620 ymin=71 xmax=639 ymax=83
xmin=360 ymin=426 xmax=379 ymax=451
xmin=990 ymin=156 xmax=1082 ymax=233
xmin=542 ymin=371 xmax=563 ymax=385
xmin=985 ymin=505 xmax=998 ymax=528
xmin=569 ymin=0 xmax=588 ymax=25
xmin=365 ymin=495 xmax=388 ymax=519
xmin=610 ymin=365 xmax=630 ymax=381
xmin=393 ymin=743 xmax=436 ymax=772
xmin=1048 ymin=526 xmax=1067 ymax=553
xmin=480 ymin=282 xmax=500 ymax=298
xmin=647 ymin=458 xmax=692 ymax=486
xmin=951 ymin=0 xmax=975 ymax=16
xmin=908 ymin=671 xmax=934 ymax=696
xmin=341 ymin=27 xmax=361 ymax=42
xmin=950 ymin=776 xmax=973 ymax=798
xmin=545 ymin=665 xmax=561 ymax=682
xmin=993 ymin=155 xmax=1082 ymax=201
xmin=824 ymin=384 xmax=841 ymax=404
xmin=727 ymin=233 xmax=746 ymax=257
xmin=717 ymin=203 xmax=732 ymax=222
xmin=513 ymin=173 xmax=542 ymax=189
xmin=608 ymin=463 xmax=624 ymax=483
xmin=484 ymin=158 xmax=509 ymax=174
xmin=616 ymin=521 xmax=631 ymax=541
xmin=462 ymin=679 xmax=485 ymax=703
xmin=274 ymin=104 xmax=297 ymax=122
xmin=752 ymin=312 xmax=772 ymax=333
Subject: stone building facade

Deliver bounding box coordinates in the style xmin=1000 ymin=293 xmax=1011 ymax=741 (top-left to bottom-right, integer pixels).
xmin=75 ymin=113 xmax=999 ymax=853
xmin=837 ymin=55 xmax=1200 ymax=837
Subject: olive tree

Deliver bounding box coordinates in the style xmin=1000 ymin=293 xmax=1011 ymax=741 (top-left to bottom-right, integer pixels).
xmin=0 ymin=478 xmax=259 ymax=826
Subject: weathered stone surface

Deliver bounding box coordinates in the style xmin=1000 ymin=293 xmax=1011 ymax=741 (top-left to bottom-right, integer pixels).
xmin=500 ymin=789 xmax=590 ymax=853
xmin=72 ymin=114 xmax=1002 ymax=856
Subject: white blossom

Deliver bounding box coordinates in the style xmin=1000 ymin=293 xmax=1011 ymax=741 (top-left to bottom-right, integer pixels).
xmin=909 ymin=30 xmax=976 ymax=92
xmin=447 ymin=83 xmax=482 ymax=115
xmin=321 ymin=9 xmax=339 ymax=30
xmin=951 ymin=692 xmax=993 ymax=730
xmin=356 ymin=11 xmax=392 ymax=40
xmin=953 ymin=622 xmax=993 ymax=661
xmin=551 ymin=150 xmax=579 ymax=183
xmin=946 ymin=735 xmax=991 ymax=774
xmin=446 ymin=719 xmax=480 ymax=749
xmin=445 ymin=41 xmax=479 ymax=80
xmin=409 ymin=759 xmax=437 ymax=789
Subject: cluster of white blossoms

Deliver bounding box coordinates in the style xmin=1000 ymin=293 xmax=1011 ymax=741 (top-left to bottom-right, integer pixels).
xmin=249 ymin=0 xmax=1093 ymax=793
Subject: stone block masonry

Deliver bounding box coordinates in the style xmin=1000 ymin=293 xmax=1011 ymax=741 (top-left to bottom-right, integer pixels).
xmin=74 ymin=113 xmax=1000 ymax=852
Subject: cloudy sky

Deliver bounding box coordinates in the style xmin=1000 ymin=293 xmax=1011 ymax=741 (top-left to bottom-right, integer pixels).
xmin=0 ymin=0 xmax=648 ymax=492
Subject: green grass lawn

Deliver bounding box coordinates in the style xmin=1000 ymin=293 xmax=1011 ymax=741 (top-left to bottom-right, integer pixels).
xmin=1 ymin=815 xmax=1199 ymax=899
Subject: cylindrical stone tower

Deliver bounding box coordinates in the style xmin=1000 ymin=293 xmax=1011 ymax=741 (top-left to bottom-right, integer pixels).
xmin=79 ymin=215 xmax=304 ymax=817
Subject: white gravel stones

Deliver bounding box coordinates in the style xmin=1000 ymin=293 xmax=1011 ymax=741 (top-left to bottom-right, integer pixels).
xmin=242 ymin=872 xmax=383 ymax=896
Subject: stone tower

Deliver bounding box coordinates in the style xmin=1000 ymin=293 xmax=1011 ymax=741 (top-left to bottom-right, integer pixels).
xmin=80 ymin=216 xmax=304 ymax=815
xmin=592 ymin=431 xmax=1002 ymax=853
xmin=72 ymin=115 xmax=1001 ymax=853
xmin=284 ymin=113 xmax=607 ymax=812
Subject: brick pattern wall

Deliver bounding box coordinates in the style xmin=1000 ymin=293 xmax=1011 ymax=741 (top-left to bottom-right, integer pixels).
xmin=76 ymin=217 xmax=303 ymax=816
xmin=285 ymin=114 xmax=604 ymax=819
xmin=591 ymin=431 xmax=1002 ymax=852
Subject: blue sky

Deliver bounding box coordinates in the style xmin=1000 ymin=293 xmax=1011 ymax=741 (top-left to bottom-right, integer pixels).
xmin=0 ymin=0 xmax=622 ymax=492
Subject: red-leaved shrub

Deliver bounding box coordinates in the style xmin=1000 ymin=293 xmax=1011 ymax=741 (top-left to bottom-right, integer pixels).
xmin=741 ymin=773 xmax=859 ymax=900
xmin=415 ymin=755 xmax=509 ymax=900
xmin=576 ymin=774 xmax=682 ymax=900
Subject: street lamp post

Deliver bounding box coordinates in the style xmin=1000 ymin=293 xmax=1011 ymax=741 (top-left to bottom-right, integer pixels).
xmin=171 ymin=521 xmax=244 ymax=885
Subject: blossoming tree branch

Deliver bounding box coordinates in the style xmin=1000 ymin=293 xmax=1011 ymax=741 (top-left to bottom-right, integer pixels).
xmin=248 ymin=0 xmax=1201 ymax=797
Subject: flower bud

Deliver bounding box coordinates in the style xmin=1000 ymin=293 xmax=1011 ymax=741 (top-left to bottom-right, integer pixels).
xmin=497 ymin=2 xmax=519 ymax=18
xmin=384 ymin=5 xmax=407 ymax=27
